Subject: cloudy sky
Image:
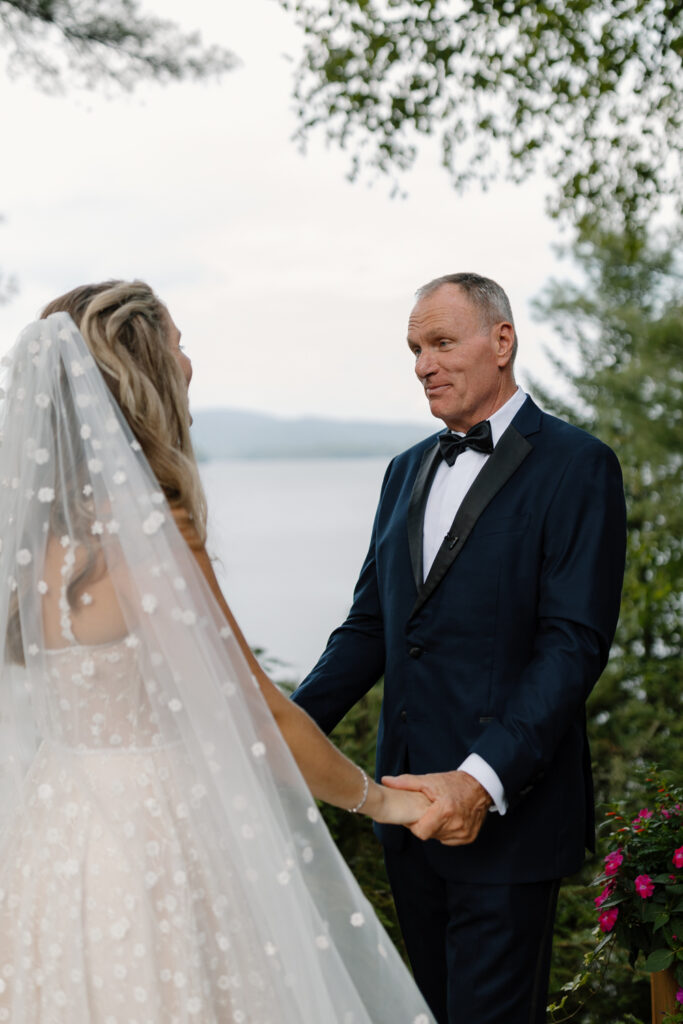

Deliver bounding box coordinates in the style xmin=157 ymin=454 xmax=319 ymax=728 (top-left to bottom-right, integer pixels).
xmin=0 ymin=0 xmax=574 ymax=426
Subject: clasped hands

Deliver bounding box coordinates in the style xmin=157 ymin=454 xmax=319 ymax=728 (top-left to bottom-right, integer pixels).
xmin=380 ymin=770 xmax=492 ymax=846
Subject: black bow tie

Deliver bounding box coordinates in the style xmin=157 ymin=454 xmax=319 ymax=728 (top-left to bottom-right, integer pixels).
xmin=438 ymin=420 xmax=494 ymax=466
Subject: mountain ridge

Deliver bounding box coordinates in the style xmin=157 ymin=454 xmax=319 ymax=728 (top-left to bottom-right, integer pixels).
xmin=190 ymin=407 xmax=435 ymax=461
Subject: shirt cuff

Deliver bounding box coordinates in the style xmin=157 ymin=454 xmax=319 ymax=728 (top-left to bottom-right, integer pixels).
xmin=458 ymin=753 xmax=508 ymax=815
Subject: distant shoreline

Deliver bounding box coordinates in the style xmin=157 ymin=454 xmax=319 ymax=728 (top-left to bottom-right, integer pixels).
xmin=191 ymin=407 xmax=433 ymax=462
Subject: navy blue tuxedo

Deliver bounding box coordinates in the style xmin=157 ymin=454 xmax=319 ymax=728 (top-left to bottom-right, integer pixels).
xmin=294 ymin=397 xmax=626 ymax=884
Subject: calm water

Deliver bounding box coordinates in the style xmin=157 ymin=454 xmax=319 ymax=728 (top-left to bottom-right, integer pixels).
xmin=200 ymin=457 xmax=389 ymax=682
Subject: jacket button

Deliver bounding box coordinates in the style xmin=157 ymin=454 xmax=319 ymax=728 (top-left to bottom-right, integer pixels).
xmin=400 ymin=710 xmax=408 ymax=722
xmin=408 ymin=646 xmax=423 ymax=659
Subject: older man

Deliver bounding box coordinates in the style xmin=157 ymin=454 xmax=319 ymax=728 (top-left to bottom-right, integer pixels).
xmin=293 ymin=273 xmax=626 ymax=1023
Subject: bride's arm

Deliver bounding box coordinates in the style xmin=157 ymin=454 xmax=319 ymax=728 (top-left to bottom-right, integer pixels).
xmin=174 ymin=510 xmax=428 ymax=825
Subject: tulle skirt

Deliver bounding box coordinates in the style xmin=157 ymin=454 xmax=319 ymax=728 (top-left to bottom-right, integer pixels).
xmin=0 ymin=741 xmax=286 ymax=1023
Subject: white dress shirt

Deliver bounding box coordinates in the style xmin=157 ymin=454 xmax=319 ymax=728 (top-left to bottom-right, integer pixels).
xmin=422 ymin=387 xmax=527 ymax=814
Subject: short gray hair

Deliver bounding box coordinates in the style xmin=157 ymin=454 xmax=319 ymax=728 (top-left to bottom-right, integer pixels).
xmin=415 ymin=272 xmax=518 ymax=361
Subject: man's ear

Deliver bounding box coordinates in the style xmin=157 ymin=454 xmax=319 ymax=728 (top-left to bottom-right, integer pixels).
xmin=494 ymin=322 xmax=515 ymax=367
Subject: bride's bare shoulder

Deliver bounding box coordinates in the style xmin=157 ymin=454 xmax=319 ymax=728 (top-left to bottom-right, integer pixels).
xmin=41 ymin=534 xmax=128 ymax=648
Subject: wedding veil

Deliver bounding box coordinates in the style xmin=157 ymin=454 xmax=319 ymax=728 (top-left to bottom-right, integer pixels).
xmin=0 ymin=312 xmax=433 ymax=1023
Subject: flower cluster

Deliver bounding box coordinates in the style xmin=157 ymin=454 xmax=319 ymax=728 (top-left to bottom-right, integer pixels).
xmin=591 ymin=769 xmax=683 ymax=1017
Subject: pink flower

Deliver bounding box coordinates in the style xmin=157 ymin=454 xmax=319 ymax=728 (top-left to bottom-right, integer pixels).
xmin=631 ymin=808 xmax=653 ymax=831
xmin=676 ymin=988 xmax=683 ymax=1006
xmin=673 ymin=847 xmax=683 ymax=869
xmin=598 ymin=907 xmax=619 ymax=932
xmin=634 ymin=874 xmax=655 ymax=899
xmin=594 ymin=882 xmax=615 ymax=908
xmin=604 ymin=849 xmax=624 ymax=876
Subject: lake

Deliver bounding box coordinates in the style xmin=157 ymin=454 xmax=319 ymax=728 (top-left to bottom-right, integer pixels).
xmin=200 ymin=457 xmax=390 ymax=682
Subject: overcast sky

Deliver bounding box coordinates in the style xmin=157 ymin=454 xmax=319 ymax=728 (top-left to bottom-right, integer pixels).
xmin=0 ymin=0 xmax=577 ymax=426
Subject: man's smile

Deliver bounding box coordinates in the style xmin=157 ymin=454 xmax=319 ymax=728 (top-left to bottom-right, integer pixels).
xmin=425 ymin=383 xmax=450 ymax=397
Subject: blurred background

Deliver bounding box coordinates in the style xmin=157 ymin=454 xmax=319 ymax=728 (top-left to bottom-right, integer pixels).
xmin=1 ymin=2 xmax=680 ymax=1019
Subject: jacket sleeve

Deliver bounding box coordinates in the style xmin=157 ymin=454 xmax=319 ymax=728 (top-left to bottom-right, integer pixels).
xmin=469 ymin=440 xmax=626 ymax=802
xmin=291 ymin=462 xmax=394 ymax=733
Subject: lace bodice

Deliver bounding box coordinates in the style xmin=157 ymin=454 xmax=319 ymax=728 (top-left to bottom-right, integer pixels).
xmin=30 ymin=639 xmax=164 ymax=753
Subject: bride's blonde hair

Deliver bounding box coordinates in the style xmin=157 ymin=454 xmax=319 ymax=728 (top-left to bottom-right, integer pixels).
xmin=41 ymin=280 xmax=207 ymax=544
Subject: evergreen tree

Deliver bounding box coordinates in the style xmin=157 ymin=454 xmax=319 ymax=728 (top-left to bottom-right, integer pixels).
xmin=532 ymin=223 xmax=682 ymax=1022
xmin=531 ymin=223 xmax=682 ymax=806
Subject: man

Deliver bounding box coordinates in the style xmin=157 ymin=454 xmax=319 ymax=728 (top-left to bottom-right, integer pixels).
xmin=293 ymin=273 xmax=626 ymax=1024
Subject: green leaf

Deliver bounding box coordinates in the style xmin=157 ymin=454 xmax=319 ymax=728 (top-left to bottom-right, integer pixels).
xmin=593 ymin=932 xmax=615 ymax=956
xmin=654 ymin=911 xmax=670 ymax=932
xmin=641 ymin=902 xmax=661 ymax=923
xmin=281 ymin=0 xmax=683 ymax=226
xmin=643 ymin=948 xmax=675 ymax=972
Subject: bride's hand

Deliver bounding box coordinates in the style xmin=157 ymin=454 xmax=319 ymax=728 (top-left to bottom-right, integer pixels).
xmin=371 ymin=784 xmax=432 ymax=826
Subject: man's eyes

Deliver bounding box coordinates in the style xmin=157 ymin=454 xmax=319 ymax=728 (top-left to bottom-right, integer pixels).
xmin=409 ymin=339 xmax=453 ymax=355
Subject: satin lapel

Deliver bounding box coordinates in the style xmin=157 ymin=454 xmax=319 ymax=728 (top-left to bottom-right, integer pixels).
xmin=406 ymin=441 xmax=442 ymax=590
xmin=410 ymin=425 xmax=533 ymax=619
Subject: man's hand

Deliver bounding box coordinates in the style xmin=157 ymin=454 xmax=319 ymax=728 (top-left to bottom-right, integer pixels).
xmin=382 ymin=770 xmax=493 ymax=846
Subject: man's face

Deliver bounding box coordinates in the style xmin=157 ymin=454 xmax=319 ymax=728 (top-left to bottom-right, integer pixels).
xmin=162 ymin=307 xmax=192 ymax=389
xmin=407 ymin=284 xmax=514 ymax=433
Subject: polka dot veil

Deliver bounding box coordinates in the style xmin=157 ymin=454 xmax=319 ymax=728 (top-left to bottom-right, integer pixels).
xmin=0 ymin=313 xmax=434 ymax=1023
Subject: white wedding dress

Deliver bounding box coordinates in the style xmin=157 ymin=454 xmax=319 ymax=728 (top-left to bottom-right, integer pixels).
xmin=0 ymin=313 xmax=434 ymax=1023
xmin=0 ymin=640 xmax=287 ymax=1023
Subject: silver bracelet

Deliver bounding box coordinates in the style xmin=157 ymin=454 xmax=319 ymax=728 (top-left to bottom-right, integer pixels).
xmin=349 ymin=766 xmax=369 ymax=814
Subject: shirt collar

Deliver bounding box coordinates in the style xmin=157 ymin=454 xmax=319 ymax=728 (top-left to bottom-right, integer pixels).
xmin=449 ymin=388 xmax=526 ymax=445
xmin=487 ymin=387 xmax=527 ymax=446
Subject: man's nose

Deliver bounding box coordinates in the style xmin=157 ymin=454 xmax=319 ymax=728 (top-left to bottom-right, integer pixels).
xmin=415 ymin=349 xmax=437 ymax=380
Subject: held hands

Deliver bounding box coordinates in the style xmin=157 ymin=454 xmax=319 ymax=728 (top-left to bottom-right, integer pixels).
xmin=381 ymin=770 xmax=492 ymax=846
xmin=369 ymin=782 xmax=433 ymax=827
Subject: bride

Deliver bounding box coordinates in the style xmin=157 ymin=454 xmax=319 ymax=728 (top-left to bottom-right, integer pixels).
xmin=0 ymin=281 xmax=435 ymax=1023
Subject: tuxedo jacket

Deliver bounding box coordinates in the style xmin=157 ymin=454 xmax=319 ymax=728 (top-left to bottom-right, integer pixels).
xmin=293 ymin=397 xmax=626 ymax=883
